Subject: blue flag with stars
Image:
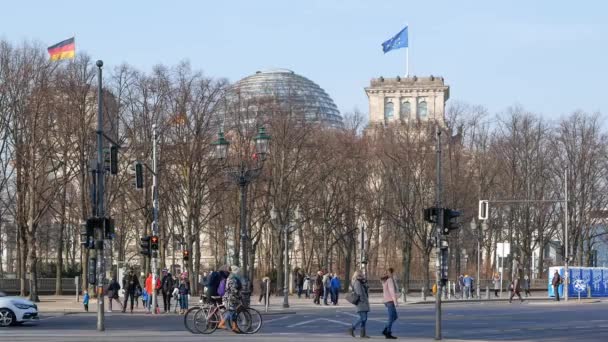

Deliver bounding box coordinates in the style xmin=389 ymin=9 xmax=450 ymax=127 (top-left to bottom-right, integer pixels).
xmin=382 ymin=25 xmax=408 ymax=53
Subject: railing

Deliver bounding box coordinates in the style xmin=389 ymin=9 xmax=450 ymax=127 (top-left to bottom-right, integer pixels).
xmin=367 ymin=278 xmax=549 ymax=291
xmin=0 ymin=278 xmax=80 ymax=295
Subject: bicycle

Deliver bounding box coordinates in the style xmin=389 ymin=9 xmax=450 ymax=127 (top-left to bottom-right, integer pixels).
xmin=185 ymin=295 xmax=263 ymax=334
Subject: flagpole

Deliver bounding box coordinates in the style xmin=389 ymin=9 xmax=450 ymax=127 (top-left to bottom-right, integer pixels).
xmin=406 ymin=47 xmax=409 ymax=78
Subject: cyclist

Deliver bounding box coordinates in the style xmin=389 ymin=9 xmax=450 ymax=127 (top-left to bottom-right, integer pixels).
xmin=205 ymin=265 xmax=230 ymax=302
xmin=218 ymin=265 xmax=243 ymax=333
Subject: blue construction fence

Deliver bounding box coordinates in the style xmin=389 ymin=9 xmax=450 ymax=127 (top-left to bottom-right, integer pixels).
xmin=548 ymin=266 xmax=608 ymax=298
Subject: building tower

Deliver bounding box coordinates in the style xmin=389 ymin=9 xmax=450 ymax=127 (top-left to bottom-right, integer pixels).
xmin=365 ymin=75 xmax=450 ymax=126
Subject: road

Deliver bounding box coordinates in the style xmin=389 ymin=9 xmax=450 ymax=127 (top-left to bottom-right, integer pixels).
xmin=1 ymin=301 xmax=608 ymax=341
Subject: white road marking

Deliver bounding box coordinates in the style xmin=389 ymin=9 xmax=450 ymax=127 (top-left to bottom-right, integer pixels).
xmin=287 ymin=317 xmax=352 ymax=328
xmin=264 ymin=316 xmax=291 ymax=324
xmin=287 ymin=318 xmax=322 ymax=328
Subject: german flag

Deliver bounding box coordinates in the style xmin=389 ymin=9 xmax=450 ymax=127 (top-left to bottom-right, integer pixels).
xmin=47 ymin=37 xmax=75 ymax=61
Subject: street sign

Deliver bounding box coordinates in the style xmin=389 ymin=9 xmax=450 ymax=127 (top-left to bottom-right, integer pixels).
xmin=479 ymin=200 xmax=489 ymax=220
xmin=496 ymin=242 xmax=510 ymax=257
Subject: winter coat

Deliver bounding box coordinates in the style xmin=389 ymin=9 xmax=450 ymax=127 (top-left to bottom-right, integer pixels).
xmin=303 ymin=278 xmax=311 ymax=290
xmin=178 ymin=281 xmax=190 ymax=295
xmin=493 ymin=276 xmax=500 ymax=290
xmin=314 ymin=275 xmax=323 ymax=292
xmin=322 ymin=274 xmax=330 ymax=288
xmin=145 ymin=275 xmax=161 ymax=295
xmin=222 ymin=274 xmax=242 ymax=310
xmin=161 ymin=274 xmax=174 ymax=292
xmin=552 ymin=273 xmax=562 ymax=286
xmin=122 ymin=273 xmax=140 ymax=292
xmin=330 ymin=277 xmax=341 ymax=290
xmin=382 ymin=276 xmax=398 ymax=304
xmin=353 ymin=278 xmax=370 ymax=313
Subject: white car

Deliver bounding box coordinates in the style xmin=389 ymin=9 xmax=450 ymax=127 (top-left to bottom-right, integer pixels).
xmin=0 ymin=292 xmax=39 ymax=327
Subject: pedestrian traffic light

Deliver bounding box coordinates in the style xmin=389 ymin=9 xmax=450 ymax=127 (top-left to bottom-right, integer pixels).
xmin=182 ymin=250 xmax=189 ymax=261
xmin=151 ymin=235 xmax=159 ymax=250
xmin=80 ymin=221 xmax=94 ymax=249
xmin=110 ymin=145 xmax=119 ymax=175
xmin=134 ymin=162 xmax=144 ymax=189
xmin=424 ymin=207 xmax=441 ymax=223
xmin=88 ymin=257 xmax=97 ymax=285
xmin=140 ymin=236 xmax=151 ymax=256
xmin=442 ymin=209 xmax=462 ymax=235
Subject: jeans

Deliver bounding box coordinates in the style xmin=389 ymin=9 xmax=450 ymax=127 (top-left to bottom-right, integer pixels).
xmin=464 ymin=285 xmax=471 ymax=298
xmin=554 ymin=285 xmax=560 ymax=301
xmin=297 ymin=285 xmax=303 ymax=298
xmin=323 ymin=287 xmax=330 ymax=304
xmin=384 ymin=302 xmax=398 ymax=333
xmin=352 ymin=311 xmax=368 ymax=329
xmin=162 ymin=290 xmax=171 ymax=312
xmin=180 ymin=294 xmax=189 ymax=310
xmin=123 ymin=291 xmax=136 ymax=312
xmin=331 ymin=288 xmax=339 ymax=304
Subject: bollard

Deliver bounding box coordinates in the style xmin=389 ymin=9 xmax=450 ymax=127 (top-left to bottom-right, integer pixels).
xmin=587 ymin=285 xmax=592 ymax=298
xmin=75 ymin=276 xmax=80 ymax=302
xmin=486 ymin=286 xmax=490 ymax=300
xmin=447 ymin=281 xmax=451 ymax=299
xmin=265 ymin=278 xmax=270 ymax=313
xmin=422 ymin=287 xmax=426 ymax=301
xmin=400 ymin=288 xmax=407 ymax=303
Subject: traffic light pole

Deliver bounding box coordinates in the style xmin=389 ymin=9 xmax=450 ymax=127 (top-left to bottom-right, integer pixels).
xmin=151 ymin=124 xmax=159 ymax=314
xmin=95 ymin=60 xmax=105 ymax=332
xmin=434 ymin=127 xmax=443 ymax=340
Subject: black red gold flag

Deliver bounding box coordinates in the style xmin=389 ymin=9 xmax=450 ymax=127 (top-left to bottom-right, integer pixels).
xmin=48 ymin=37 xmax=75 ymax=61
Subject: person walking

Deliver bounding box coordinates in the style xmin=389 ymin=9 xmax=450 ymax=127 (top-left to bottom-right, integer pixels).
xmin=83 ymin=290 xmax=90 ymax=312
xmin=145 ymin=272 xmax=161 ymax=313
xmin=172 ymin=280 xmax=180 ymax=313
xmin=457 ymin=274 xmax=464 ymax=299
xmin=381 ymin=268 xmax=399 ymax=339
xmin=523 ymin=274 xmax=531 ymax=298
xmin=258 ymin=276 xmax=270 ymax=305
xmin=314 ymin=271 xmax=323 ymax=305
xmin=552 ymin=270 xmax=562 ymax=301
xmin=106 ymin=277 xmax=121 ymax=312
xmin=509 ymin=270 xmax=524 ymax=303
xmin=161 ymin=268 xmax=174 ymax=313
xmin=303 ymin=275 xmax=311 ymax=299
xmin=323 ymin=272 xmax=331 ymax=305
xmin=347 ymin=270 xmax=370 ymax=339
xmin=296 ymin=271 xmax=304 ymax=299
xmin=218 ymin=266 xmax=243 ymax=333
xmin=122 ymin=268 xmax=140 ymax=313
xmin=492 ymin=273 xmax=500 ymax=298
xmin=330 ymin=274 xmax=341 ymax=305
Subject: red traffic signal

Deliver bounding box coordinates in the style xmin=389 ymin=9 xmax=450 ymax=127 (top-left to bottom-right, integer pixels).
xmin=151 ymin=235 xmax=159 ymax=250
xmin=182 ymin=250 xmax=190 ymax=261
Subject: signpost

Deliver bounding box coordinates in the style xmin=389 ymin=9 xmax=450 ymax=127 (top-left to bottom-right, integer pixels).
xmin=496 ymin=242 xmax=510 ymax=297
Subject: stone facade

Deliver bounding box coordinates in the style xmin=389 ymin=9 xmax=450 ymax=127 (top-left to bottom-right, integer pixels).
xmin=365 ymin=76 xmax=449 ymax=125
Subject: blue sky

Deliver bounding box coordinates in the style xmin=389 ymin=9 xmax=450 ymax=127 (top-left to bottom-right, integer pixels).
xmin=1 ymin=0 xmax=606 ymax=119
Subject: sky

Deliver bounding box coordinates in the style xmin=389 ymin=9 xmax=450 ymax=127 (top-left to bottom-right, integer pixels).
xmin=1 ymin=0 xmax=606 ymax=120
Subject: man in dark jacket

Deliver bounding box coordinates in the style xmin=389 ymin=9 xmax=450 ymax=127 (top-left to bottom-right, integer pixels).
xmin=552 ymin=270 xmax=562 ymax=301
xmin=122 ymin=268 xmax=141 ymax=313
xmin=205 ymin=266 xmax=230 ymax=302
xmin=314 ymin=271 xmax=323 ymax=305
xmin=161 ymin=268 xmax=174 ymax=313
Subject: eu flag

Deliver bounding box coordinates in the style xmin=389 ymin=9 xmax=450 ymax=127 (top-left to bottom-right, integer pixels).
xmin=382 ymin=26 xmax=408 ymax=53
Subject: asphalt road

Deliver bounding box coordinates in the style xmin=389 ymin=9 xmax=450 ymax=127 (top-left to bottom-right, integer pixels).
xmin=1 ymin=301 xmax=608 ymax=341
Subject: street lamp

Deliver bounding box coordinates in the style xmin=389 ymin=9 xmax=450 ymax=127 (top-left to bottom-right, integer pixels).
xmin=212 ymin=126 xmax=271 ymax=306
xmin=270 ymin=205 xmax=302 ymax=308
xmin=470 ymin=219 xmax=481 ymax=298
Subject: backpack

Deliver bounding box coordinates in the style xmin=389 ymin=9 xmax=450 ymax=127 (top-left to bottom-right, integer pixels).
xmin=218 ymin=279 xmax=227 ymax=296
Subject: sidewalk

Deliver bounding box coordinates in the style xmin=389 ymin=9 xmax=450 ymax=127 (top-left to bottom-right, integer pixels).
xmin=33 ymin=291 xmax=602 ymax=314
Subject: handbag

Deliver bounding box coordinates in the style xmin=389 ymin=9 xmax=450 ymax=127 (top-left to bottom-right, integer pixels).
xmin=345 ymin=284 xmax=360 ymax=305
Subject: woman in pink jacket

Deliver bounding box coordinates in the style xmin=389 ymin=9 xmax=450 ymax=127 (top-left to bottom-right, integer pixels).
xmin=381 ymin=267 xmax=399 ymax=339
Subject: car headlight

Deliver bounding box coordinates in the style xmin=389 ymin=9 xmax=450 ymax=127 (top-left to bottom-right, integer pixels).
xmin=15 ymin=303 xmax=32 ymax=309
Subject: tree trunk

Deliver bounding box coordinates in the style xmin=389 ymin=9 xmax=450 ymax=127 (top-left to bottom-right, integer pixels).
xmin=26 ymin=228 xmax=40 ymax=302
xmin=401 ymin=239 xmax=412 ymax=292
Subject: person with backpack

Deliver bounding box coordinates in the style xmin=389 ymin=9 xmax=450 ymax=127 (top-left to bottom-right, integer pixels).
xmin=106 ymin=277 xmax=121 ymax=313
xmin=381 ymin=268 xmax=399 ymax=339
xmin=218 ymin=266 xmax=243 ymax=333
xmin=347 ymin=270 xmax=370 ymax=339
xmin=161 ymin=268 xmax=174 ymax=313
xmin=206 ymin=266 xmax=230 ymax=302
xmin=122 ymin=268 xmax=141 ymax=313
xmin=552 ymin=270 xmax=562 ymax=301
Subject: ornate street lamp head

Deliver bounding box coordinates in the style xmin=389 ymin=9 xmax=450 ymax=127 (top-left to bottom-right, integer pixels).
xmin=254 ymin=126 xmax=271 ymax=161
xmin=211 ymin=130 xmax=230 ymax=160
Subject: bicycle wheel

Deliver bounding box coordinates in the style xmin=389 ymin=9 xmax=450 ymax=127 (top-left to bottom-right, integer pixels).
xmin=235 ymin=309 xmax=251 ymax=333
xmin=194 ymin=307 xmax=220 ymax=334
xmin=184 ymin=306 xmax=202 ymax=334
xmin=244 ymin=307 xmax=263 ymax=334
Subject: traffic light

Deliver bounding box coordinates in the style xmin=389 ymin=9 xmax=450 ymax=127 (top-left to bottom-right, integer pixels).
xmin=424 ymin=207 xmax=441 ymax=223
xmin=442 ymin=209 xmax=462 ymax=235
xmin=151 ymin=235 xmax=159 ymax=250
xmin=140 ymin=236 xmax=151 ymax=256
xmin=88 ymin=257 xmax=97 ymax=285
xmin=81 ymin=217 xmax=102 ymax=249
xmin=110 ymin=145 xmax=119 ymax=175
xmin=104 ymin=217 xmax=115 ymax=240
xmin=182 ymin=250 xmax=190 ymax=261
xmin=134 ymin=162 xmax=144 ymax=189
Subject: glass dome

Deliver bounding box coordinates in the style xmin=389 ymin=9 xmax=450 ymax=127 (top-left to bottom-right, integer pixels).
xmin=232 ymin=69 xmax=343 ymax=129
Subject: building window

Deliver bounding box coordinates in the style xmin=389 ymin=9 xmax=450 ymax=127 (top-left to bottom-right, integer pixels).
xmin=400 ymin=101 xmax=411 ymax=120
xmin=384 ymin=100 xmax=394 ymax=120
xmin=417 ymin=100 xmax=427 ymax=118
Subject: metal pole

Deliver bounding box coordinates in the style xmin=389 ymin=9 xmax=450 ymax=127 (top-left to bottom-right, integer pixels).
xmin=477 ymin=239 xmax=480 ymax=299
xmin=265 ymin=278 xmax=270 ymax=313
xmin=434 ymin=127 xmax=442 ymax=340
xmin=283 ymin=223 xmax=289 ymax=308
xmin=564 ymin=167 xmax=569 ymax=301
xmin=95 ymin=60 xmax=105 ymax=332
xmin=152 ymin=124 xmax=159 ymax=313
xmin=239 ymin=179 xmax=250 ymax=306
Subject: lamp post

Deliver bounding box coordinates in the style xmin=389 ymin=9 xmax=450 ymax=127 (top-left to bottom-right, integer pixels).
xmin=271 ymin=206 xmax=302 ymax=308
xmin=212 ymin=126 xmax=271 ymax=306
xmin=470 ymin=219 xmax=481 ymax=299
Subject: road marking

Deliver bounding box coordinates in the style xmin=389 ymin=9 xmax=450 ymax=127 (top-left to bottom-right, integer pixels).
xmin=287 ymin=318 xmax=322 ymax=328
xmin=264 ymin=316 xmax=291 ymax=324
xmin=287 ymin=317 xmax=351 ymax=328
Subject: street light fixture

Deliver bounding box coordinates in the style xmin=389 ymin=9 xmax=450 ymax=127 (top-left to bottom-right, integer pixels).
xmin=270 ymin=205 xmax=302 ymax=308
xmin=212 ymin=125 xmax=271 ymax=306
